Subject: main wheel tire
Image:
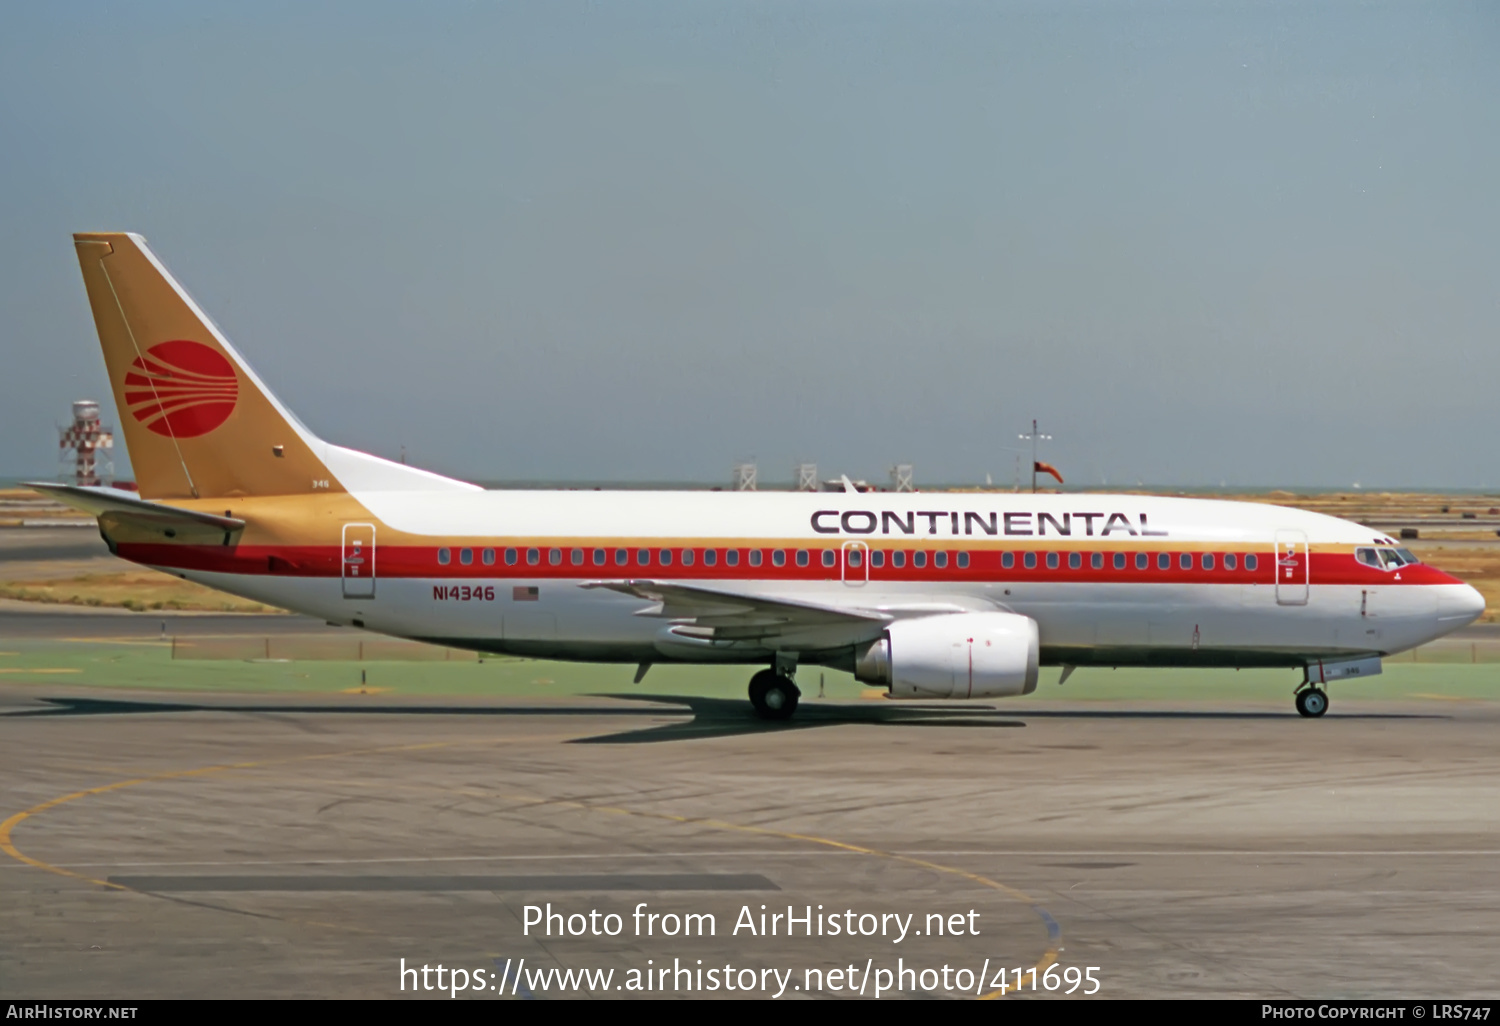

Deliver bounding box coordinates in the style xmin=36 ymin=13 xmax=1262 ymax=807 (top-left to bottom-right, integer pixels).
xmin=749 ymin=670 xmax=800 ymax=721
xmin=1295 ymin=687 xmax=1328 ymax=718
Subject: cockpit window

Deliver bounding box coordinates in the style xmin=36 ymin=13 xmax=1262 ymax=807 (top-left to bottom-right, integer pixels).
xmin=1377 ymin=548 xmax=1403 ymax=568
xmin=1355 ymin=547 xmax=1380 ymax=569
xmin=1395 ymin=548 xmax=1420 ymax=565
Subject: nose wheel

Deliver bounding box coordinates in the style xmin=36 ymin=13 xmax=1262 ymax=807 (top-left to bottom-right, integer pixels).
xmin=1295 ymin=687 xmax=1328 ymax=718
xmin=749 ymin=669 xmax=800 ymax=721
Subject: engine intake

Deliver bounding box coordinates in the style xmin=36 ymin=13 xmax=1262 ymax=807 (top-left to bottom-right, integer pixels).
xmin=855 ymin=611 xmax=1040 ymax=699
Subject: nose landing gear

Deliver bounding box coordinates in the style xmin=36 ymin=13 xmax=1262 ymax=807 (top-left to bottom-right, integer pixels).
xmin=1294 ymin=684 xmax=1329 ymax=718
xmin=749 ymin=668 xmax=800 ymax=721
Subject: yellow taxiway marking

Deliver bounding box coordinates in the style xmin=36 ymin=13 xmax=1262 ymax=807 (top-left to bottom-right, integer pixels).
xmin=0 ymin=668 xmax=82 ymax=674
xmin=0 ymin=739 xmax=478 ymax=894
xmin=0 ymin=725 xmax=1059 ymax=996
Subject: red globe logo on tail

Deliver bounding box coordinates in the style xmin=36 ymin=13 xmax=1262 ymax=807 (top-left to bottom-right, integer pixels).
xmin=125 ymin=340 xmax=239 ymax=438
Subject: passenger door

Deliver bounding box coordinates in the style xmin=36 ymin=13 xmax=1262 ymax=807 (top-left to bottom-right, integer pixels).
xmin=1274 ymin=529 xmax=1309 ymax=606
xmin=842 ymin=541 xmax=869 ymax=587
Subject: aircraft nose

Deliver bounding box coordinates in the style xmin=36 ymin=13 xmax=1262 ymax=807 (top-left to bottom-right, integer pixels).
xmin=1437 ymin=583 xmax=1485 ymax=626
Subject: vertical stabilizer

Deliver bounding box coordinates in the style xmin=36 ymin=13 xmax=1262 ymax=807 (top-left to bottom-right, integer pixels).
xmin=72 ymin=232 xmax=478 ymax=500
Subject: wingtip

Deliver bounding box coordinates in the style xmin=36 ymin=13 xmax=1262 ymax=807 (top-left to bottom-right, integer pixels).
xmin=21 ymin=481 xmax=77 ymax=495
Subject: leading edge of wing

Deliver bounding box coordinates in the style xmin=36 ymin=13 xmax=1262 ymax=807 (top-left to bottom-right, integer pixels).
xmin=579 ymin=579 xmax=888 ymax=629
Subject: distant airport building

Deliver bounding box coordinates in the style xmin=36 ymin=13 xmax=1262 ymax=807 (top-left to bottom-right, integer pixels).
xmin=58 ymin=399 xmax=114 ymax=487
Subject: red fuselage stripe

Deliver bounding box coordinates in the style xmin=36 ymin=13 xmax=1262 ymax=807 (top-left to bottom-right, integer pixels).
xmin=116 ymin=543 xmax=1461 ymax=588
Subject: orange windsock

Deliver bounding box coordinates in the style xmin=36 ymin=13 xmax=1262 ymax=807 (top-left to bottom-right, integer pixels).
xmin=1034 ymin=461 xmax=1064 ymax=484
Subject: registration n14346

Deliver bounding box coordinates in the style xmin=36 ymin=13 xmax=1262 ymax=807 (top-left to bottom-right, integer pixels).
xmin=433 ymin=585 xmax=496 ymax=601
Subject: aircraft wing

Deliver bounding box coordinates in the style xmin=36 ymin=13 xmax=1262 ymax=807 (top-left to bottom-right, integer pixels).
xmin=580 ymin=579 xmax=887 ymax=643
xmin=24 ymin=483 xmax=245 ymax=543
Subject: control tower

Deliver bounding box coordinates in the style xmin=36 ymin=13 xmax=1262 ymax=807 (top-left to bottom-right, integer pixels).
xmin=58 ymin=400 xmax=114 ymax=487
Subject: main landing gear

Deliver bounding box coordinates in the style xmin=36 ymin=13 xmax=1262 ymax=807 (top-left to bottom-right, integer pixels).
xmin=749 ymin=668 xmax=800 ymax=722
xmin=1294 ymin=684 xmax=1329 ymax=718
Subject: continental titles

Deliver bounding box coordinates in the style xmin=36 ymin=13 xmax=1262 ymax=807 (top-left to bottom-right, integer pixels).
xmin=810 ymin=510 xmax=1168 ymax=538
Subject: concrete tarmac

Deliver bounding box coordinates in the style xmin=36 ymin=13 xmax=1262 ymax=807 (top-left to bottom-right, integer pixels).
xmin=2 ymin=685 xmax=1497 ymax=999
xmin=0 ymin=526 xmax=108 ymax=564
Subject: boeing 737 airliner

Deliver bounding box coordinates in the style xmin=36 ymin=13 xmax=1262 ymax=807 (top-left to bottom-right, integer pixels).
xmin=32 ymin=233 xmax=1485 ymax=720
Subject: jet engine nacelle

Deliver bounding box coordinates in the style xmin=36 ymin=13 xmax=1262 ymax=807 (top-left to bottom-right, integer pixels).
xmin=854 ymin=611 xmax=1040 ymax=699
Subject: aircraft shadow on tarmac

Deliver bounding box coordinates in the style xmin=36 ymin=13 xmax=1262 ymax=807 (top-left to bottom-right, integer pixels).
xmin=575 ymin=694 xmax=1029 ymax=743
xmin=575 ymin=695 xmax=1449 ymax=743
xmin=1 ymin=694 xmax=1447 ymax=745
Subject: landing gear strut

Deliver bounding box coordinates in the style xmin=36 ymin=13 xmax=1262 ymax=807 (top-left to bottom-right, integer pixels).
xmin=749 ymin=668 xmax=800 ymax=721
xmin=1294 ymin=685 xmax=1328 ymax=718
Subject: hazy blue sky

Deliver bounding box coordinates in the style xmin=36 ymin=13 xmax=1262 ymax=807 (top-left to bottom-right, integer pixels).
xmin=2 ymin=1 xmax=1497 ymax=488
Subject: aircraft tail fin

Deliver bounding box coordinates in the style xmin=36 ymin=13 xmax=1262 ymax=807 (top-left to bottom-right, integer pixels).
xmin=72 ymin=232 xmax=478 ymax=500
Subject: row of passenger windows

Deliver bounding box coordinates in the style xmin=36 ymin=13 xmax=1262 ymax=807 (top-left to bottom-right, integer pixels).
xmin=436 ymin=546 xmax=847 ymax=568
xmin=435 ymin=546 xmax=1259 ymax=572
xmin=1002 ymin=550 xmax=1258 ymax=571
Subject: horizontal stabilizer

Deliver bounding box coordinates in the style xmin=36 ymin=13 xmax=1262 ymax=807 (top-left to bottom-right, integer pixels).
xmin=24 ymin=483 xmax=245 ymax=533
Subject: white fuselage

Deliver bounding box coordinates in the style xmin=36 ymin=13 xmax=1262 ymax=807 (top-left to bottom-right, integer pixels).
xmin=149 ymin=490 xmax=1484 ymax=671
